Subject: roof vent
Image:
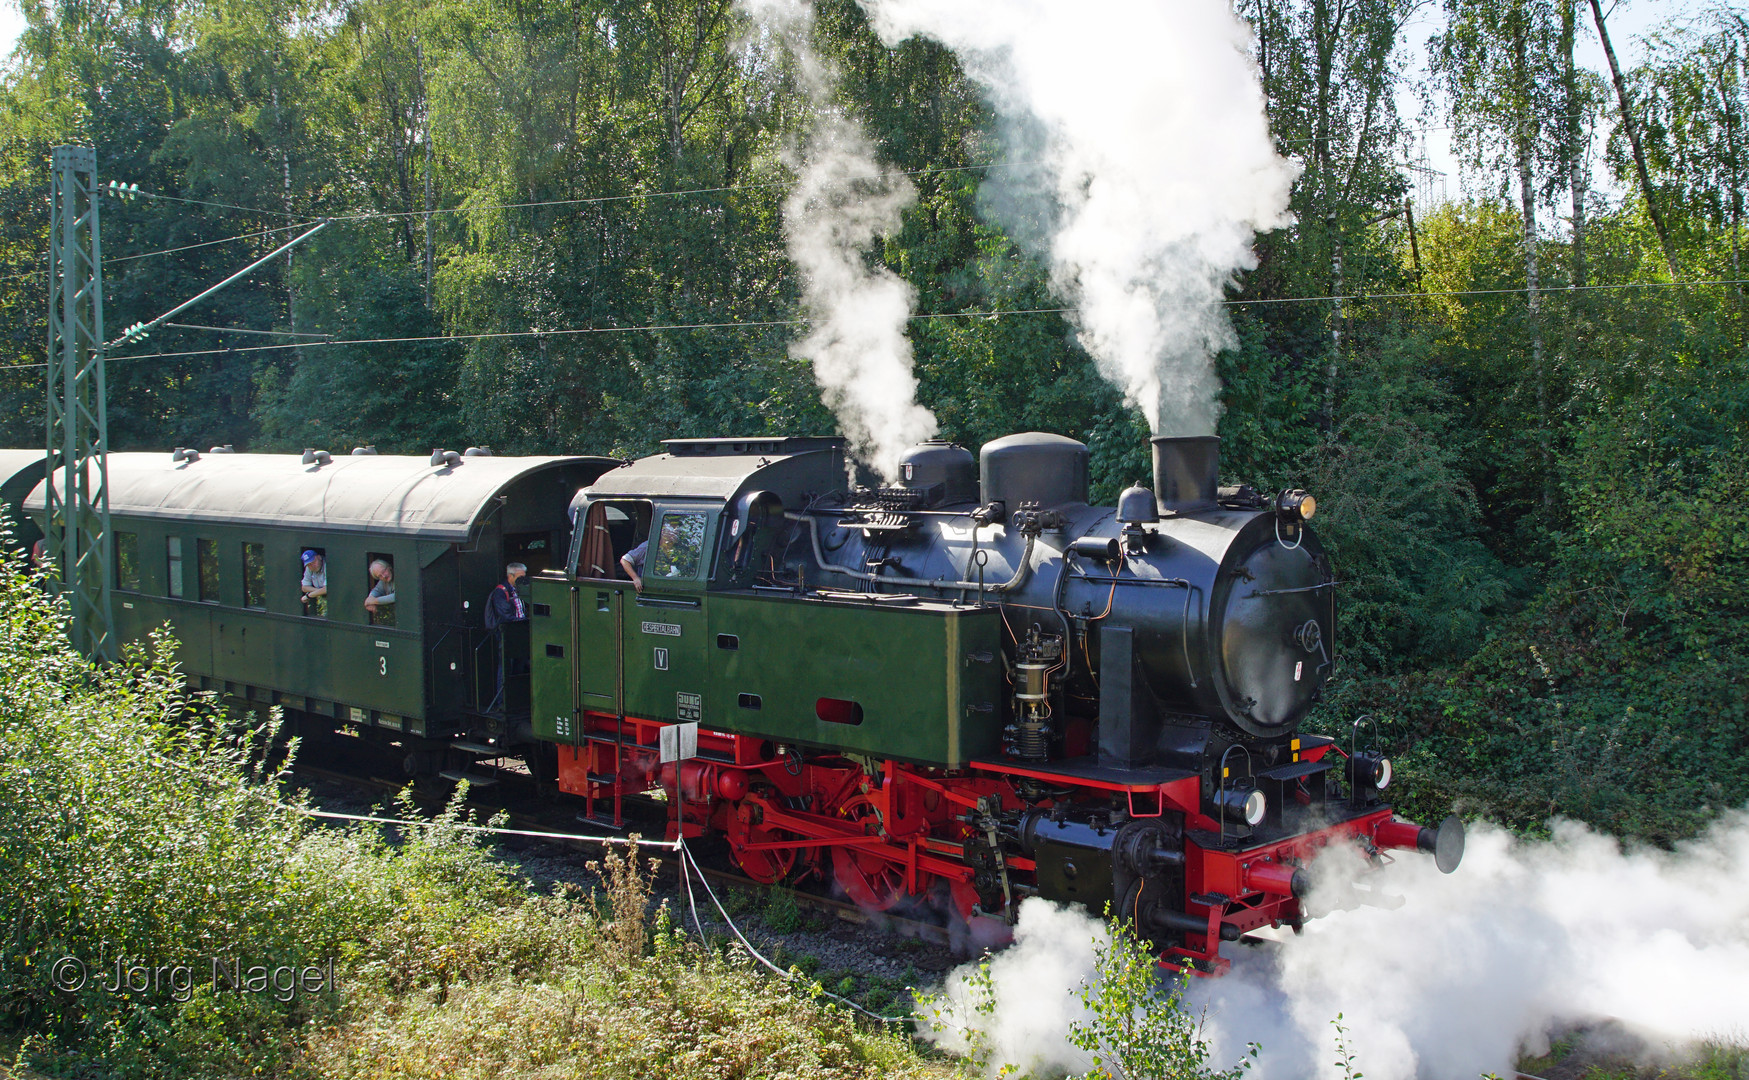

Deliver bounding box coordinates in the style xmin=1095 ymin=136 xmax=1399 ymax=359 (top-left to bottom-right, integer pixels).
xmin=430 ymin=449 xmax=462 ymax=468
xmin=352 ymin=446 xmax=378 ymax=456
xmin=172 ymin=447 xmax=199 ymax=464
xmin=208 ymin=444 xmax=235 ymax=454
xmin=301 ymin=448 xmax=332 ymax=466
xmin=463 ymin=446 xmax=493 ymax=457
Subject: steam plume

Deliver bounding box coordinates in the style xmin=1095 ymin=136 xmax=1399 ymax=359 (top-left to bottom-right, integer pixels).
xmin=859 ymin=0 xmax=1297 ymax=436
xmin=740 ymin=0 xmax=938 ymax=479
xmin=930 ymin=814 xmax=1749 ymax=1079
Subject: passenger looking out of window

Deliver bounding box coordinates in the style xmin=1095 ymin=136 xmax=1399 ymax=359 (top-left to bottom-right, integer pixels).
xmin=364 ymin=557 xmax=396 ymax=625
xmin=300 ymin=549 xmax=327 ymax=616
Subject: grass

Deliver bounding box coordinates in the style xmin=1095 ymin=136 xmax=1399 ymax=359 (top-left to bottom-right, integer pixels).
xmin=0 ymin=563 xmax=954 ymax=1080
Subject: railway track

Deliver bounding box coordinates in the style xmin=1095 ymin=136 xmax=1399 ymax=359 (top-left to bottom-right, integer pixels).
xmin=285 ymin=757 xmax=960 ymax=951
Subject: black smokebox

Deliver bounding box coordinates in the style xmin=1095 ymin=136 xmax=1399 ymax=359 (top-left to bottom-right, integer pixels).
xmin=1151 ymin=435 xmax=1219 ymax=514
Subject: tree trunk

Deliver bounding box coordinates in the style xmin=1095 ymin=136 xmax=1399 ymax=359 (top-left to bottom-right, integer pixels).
xmin=414 ymin=32 xmax=435 ymax=305
xmin=1589 ymin=0 xmax=1680 ymax=279
xmin=1514 ymin=17 xmax=1550 ymax=510
xmin=1562 ymin=0 xmax=1586 ymax=288
xmin=1321 ymin=190 xmax=1340 ymax=440
xmin=273 ymin=83 xmax=297 ymax=338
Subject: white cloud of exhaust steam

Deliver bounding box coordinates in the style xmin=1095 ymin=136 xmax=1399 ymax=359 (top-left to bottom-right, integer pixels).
xmin=858 ymin=0 xmax=1298 ymax=437
xmin=739 ymin=0 xmax=938 ymax=480
xmin=926 ymin=814 xmax=1749 ymax=1080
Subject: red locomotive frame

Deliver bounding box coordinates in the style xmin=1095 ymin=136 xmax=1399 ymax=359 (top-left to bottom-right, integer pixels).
xmin=556 ymin=710 xmax=1427 ymax=971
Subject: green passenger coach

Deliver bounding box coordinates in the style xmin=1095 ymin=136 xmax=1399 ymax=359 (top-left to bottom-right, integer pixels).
xmin=26 ymin=448 xmax=615 ymax=760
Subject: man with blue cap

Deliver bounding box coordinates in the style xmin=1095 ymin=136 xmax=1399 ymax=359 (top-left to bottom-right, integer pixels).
xmin=300 ymin=549 xmax=327 ymax=615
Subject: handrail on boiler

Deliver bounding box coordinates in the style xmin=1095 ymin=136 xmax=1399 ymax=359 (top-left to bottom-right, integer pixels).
xmin=784 ymin=511 xmax=1035 ymax=594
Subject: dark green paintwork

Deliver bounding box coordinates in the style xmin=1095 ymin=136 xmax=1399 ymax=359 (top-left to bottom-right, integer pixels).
xmin=530 ymin=573 xmax=1005 ymax=768
xmin=109 ymin=518 xmax=428 ymax=728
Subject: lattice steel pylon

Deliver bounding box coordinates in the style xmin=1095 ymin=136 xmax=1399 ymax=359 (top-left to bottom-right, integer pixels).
xmin=45 ymin=145 xmax=113 ymax=660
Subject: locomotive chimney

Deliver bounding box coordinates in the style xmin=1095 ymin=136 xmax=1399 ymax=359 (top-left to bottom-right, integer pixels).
xmin=1152 ymin=435 xmax=1220 ymax=514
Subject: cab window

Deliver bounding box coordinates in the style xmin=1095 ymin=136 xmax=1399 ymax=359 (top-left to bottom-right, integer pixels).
xmin=574 ymin=500 xmax=650 ymax=580
xmin=650 ymin=512 xmax=707 ymax=581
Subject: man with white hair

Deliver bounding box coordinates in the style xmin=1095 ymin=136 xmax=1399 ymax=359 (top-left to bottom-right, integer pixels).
xmin=485 ymin=562 xmax=529 ymax=711
xmin=364 ymin=558 xmax=395 ymax=626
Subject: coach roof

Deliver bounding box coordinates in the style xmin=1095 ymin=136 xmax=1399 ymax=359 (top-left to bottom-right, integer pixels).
xmin=24 ymin=451 xmax=614 ymax=542
xmin=0 ymin=449 xmax=43 ymax=489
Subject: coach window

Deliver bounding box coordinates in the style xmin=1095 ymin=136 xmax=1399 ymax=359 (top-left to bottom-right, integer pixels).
xmin=166 ymin=537 xmax=185 ymax=599
xmin=365 ymin=553 xmax=396 ymax=628
xmin=242 ymin=543 xmax=265 ymax=609
xmin=650 ymin=511 xmax=707 ymax=581
xmin=197 ymin=539 xmax=220 ymax=603
xmin=115 ymin=532 xmax=139 ymax=591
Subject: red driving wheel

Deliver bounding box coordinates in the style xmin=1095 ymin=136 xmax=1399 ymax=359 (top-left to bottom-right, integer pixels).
xmin=832 ymin=793 xmax=908 ymax=910
xmin=732 ymin=827 xmax=797 ymax=884
xmin=727 ymin=799 xmax=799 ymax=885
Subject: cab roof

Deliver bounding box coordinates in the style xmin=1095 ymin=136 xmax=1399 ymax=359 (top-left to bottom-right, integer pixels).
xmin=584 ymin=437 xmax=846 ymax=501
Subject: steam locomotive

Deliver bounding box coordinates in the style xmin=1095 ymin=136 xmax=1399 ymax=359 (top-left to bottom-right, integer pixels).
xmin=14 ymin=431 xmax=1462 ymax=971
xmin=534 ymin=431 xmax=1462 ymax=970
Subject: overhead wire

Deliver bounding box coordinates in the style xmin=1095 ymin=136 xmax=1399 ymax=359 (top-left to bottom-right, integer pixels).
xmin=1 ymin=275 xmax=1742 ymax=373
xmin=0 ymin=276 xmax=1722 ymax=373
xmin=106 ymin=222 xmax=323 ymax=265
xmin=110 ymin=158 xmax=1045 ymax=228
xmin=89 ymin=111 xmax=1622 ymax=227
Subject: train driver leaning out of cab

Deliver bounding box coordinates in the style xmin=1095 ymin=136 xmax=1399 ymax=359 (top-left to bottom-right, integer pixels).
xmin=300 ymin=550 xmax=327 ymax=612
xmin=364 ymin=558 xmax=395 ymax=616
xmin=619 ymin=540 xmax=647 ymax=593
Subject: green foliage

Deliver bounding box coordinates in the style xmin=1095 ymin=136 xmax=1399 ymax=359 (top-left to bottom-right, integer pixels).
xmin=1331 ymin=1014 xmax=1363 ymax=1080
xmin=762 ymin=887 xmax=804 ymax=935
xmin=4 ymin=0 xmax=1749 ymax=846
xmin=1067 ymin=924 xmax=1257 ymax=1080
xmin=0 ymin=566 xmax=948 ymax=1077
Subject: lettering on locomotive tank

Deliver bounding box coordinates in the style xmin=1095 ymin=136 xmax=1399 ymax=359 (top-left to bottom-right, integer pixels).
xmin=654 ymin=647 xmax=669 ymax=671
xmin=641 ymin=621 xmax=682 ymax=637
xmin=677 ymin=692 xmax=702 ymax=723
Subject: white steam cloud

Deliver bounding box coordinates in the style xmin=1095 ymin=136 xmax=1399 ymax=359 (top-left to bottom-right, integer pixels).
xmin=929 ymin=814 xmax=1749 ymax=1079
xmin=859 ymin=0 xmax=1297 ymax=436
xmin=740 ymin=0 xmax=938 ymax=479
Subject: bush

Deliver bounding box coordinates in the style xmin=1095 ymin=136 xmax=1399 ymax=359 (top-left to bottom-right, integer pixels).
xmin=0 ymin=563 xmax=947 ymax=1078
xmin=763 ymin=887 xmax=804 ymax=934
xmin=1067 ymin=924 xmax=1257 ymax=1080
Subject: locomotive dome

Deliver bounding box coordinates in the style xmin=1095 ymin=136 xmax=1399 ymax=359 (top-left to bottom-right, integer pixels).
xmin=979 ymin=431 xmax=1090 ymax=509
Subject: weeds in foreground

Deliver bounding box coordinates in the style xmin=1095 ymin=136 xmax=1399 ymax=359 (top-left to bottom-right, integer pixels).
xmin=917 ymin=923 xmax=1256 ymax=1080
xmin=1067 ymin=923 xmax=1256 ymax=1080
xmin=0 ymin=565 xmax=948 ymax=1080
